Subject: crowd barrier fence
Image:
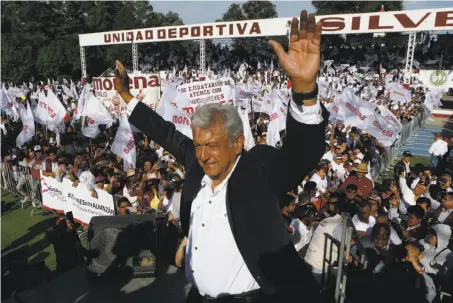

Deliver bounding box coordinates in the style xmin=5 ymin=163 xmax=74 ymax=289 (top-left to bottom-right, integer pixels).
xmin=369 ymin=106 xmax=429 ymax=180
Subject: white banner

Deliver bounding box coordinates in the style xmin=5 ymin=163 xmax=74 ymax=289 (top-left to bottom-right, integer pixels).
xmin=92 ymin=73 xmax=161 ymax=118
xmin=177 ymin=78 xmax=235 ymax=106
xmin=387 ymin=83 xmax=411 ymax=104
xmin=41 ymin=175 xmax=115 ymax=225
xmin=156 ymin=99 xmax=193 ymax=139
xmin=79 ymin=8 xmax=453 ymax=46
xmin=418 ymin=70 xmax=453 ymax=91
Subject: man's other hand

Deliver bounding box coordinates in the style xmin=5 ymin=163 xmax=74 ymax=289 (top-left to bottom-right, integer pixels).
xmin=114 ymin=60 xmax=133 ymax=104
xmin=268 ymin=10 xmax=322 ymax=100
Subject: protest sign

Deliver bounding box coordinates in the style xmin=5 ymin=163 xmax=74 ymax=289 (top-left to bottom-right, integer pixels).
xmin=177 ymin=78 xmax=235 ymax=105
xmin=41 ymin=175 xmax=116 ymax=225
xmin=92 ymin=73 xmax=161 ymax=117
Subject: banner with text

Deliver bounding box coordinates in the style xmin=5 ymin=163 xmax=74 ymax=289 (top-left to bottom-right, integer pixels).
xmin=92 ymin=73 xmax=161 ymax=118
xmin=41 ymin=174 xmax=116 ymax=225
xmin=79 ymin=8 xmax=453 ymax=46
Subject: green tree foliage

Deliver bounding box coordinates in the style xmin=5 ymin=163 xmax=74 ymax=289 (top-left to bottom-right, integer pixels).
xmin=0 ymin=1 xmax=190 ymax=84
xmin=217 ymin=1 xmax=281 ymax=67
xmin=312 ymin=1 xmax=403 ymax=15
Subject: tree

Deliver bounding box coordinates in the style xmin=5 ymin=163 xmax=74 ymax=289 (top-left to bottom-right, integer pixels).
xmin=312 ymin=1 xmax=403 ymax=15
xmin=217 ymin=1 xmax=280 ymax=70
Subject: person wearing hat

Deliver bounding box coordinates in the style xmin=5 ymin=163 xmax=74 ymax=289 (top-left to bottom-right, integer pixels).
xmin=393 ymin=151 xmax=413 ymax=178
xmin=428 ymin=133 xmax=448 ymax=169
xmin=123 ymin=168 xmax=141 ymax=206
xmin=339 ymin=162 xmax=374 ymax=198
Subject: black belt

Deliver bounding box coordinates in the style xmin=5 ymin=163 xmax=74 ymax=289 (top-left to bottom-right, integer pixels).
xmin=201 ymin=289 xmax=263 ymax=303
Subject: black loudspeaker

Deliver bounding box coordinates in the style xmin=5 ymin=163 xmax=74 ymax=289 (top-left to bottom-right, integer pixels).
xmin=86 ymin=214 xmax=166 ymax=278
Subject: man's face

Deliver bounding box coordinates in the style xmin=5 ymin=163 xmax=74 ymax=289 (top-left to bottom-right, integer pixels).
xmin=346 ymin=188 xmax=357 ymax=200
xmin=369 ymin=198 xmax=378 ymax=214
xmin=373 ymin=228 xmax=389 ymax=252
xmin=358 ymin=205 xmax=371 ymax=222
xmin=49 ymin=153 xmax=56 ymax=162
xmin=28 ymin=151 xmax=34 ymax=159
xmin=441 ymin=194 xmax=453 ymax=210
xmin=192 ymin=117 xmax=244 ymax=180
xmin=144 ymin=161 xmax=152 ymax=173
xmin=36 ymin=151 xmax=43 ymax=159
xmin=356 ymin=171 xmax=366 ymax=180
xmin=415 ymin=183 xmax=425 ymax=196
xmin=155 ymin=143 xmax=161 ymax=150
xmin=327 ymin=197 xmax=337 ymax=214
xmin=418 ymin=203 xmax=429 ymax=213
xmin=403 ymin=156 xmax=410 ymax=163
xmin=317 ymin=168 xmax=326 ymax=179
xmin=428 ymin=233 xmax=437 ymax=247
xmin=407 ymin=214 xmax=421 ymax=227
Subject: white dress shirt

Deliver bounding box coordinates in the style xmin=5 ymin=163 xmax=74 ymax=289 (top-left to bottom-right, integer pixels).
xmin=290 ymin=219 xmax=312 ymax=252
xmin=127 ymin=97 xmax=324 ymax=297
xmin=429 ymin=139 xmax=448 ymax=156
xmin=351 ymin=214 xmax=376 ymax=233
xmin=309 ymin=173 xmax=327 ymax=198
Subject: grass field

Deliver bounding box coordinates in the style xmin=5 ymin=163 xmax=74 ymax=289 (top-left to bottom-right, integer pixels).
xmin=1 ymin=192 xmax=58 ymax=298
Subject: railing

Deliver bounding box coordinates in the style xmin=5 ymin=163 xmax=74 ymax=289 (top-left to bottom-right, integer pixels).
xmin=1 ymin=163 xmax=45 ymax=216
xmin=335 ymin=213 xmax=368 ymax=303
xmin=370 ymin=106 xmax=430 ymax=180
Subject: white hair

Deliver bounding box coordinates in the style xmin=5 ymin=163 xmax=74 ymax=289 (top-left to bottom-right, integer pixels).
xmin=191 ymin=103 xmax=243 ymax=144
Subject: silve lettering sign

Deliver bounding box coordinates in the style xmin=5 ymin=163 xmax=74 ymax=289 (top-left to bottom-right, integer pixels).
xmin=79 ymin=8 xmax=453 ymax=46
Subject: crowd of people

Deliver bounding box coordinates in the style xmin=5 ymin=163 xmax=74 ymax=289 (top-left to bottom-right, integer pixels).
xmin=1 ymin=26 xmax=453 ymax=302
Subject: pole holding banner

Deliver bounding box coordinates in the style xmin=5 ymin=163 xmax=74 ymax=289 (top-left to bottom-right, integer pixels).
xmin=132 ymin=43 xmax=139 ymax=75
xmin=199 ymin=39 xmax=206 ymax=74
xmin=80 ymin=46 xmax=87 ymax=82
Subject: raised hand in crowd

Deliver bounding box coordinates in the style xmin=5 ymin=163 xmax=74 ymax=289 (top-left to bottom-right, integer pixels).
xmin=268 ymin=10 xmax=322 ymax=101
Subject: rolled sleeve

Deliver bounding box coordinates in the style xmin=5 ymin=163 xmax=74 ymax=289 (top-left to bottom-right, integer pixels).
xmin=127 ymin=98 xmax=140 ymax=116
xmin=289 ymin=100 xmax=323 ymax=125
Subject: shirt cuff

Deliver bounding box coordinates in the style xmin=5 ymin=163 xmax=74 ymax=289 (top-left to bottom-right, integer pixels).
xmin=289 ymin=100 xmax=323 ymax=125
xmin=127 ymin=98 xmax=140 ymax=116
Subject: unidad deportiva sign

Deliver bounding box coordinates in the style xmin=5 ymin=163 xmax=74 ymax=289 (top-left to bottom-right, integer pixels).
xmin=41 ymin=173 xmax=115 ymax=225
xmin=79 ymin=8 xmax=453 ymax=46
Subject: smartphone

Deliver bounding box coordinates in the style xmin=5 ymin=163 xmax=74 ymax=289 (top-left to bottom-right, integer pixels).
xmin=148 ymin=173 xmax=157 ymax=179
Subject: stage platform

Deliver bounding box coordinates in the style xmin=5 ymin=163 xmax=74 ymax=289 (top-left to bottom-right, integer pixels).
xmin=14 ymin=263 xmax=190 ymax=303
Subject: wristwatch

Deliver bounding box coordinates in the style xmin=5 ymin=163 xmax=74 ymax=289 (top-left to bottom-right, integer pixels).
xmin=291 ymin=83 xmax=318 ymax=105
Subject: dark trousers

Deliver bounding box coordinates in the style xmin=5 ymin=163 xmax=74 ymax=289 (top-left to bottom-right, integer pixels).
xmin=186 ymin=286 xmax=269 ymax=303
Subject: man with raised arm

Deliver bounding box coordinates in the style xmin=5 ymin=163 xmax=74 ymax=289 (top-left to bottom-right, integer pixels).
xmin=115 ymin=9 xmax=326 ymax=303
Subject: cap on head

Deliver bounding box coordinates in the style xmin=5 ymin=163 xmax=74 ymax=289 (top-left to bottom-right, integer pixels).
xmin=403 ymin=151 xmax=413 ymax=158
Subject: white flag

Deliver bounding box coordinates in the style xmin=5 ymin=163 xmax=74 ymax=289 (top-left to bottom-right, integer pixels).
xmin=266 ymin=112 xmax=281 ymax=147
xmin=238 ymin=107 xmax=255 ymax=151
xmin=111 ymin=115 xmax=136 ymax=168
xmin=82 ymin=93 xmax=113 ymax=138
xmin=62 ymin=85 xmax=74 ymax=99
xmin=63 ymin=78 xmax=69 ymax=85
xmin=74 ymin=86 xmax=90 ymax=120
xmin=16 ymin=102 xmax=35 ymax=147
xmin=334 ymin=88 xmax=377 ymax=130
xmin=43 ymin=90 xmax=67 ymax=131
xmin=156 ymin=99 xmax=193 ymax=139
xmin=71 ymin=80 xmax=79 ymax=100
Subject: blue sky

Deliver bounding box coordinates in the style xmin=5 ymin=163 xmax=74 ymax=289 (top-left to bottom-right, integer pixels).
xmin=151 ymin=1 xmax=453 ymax=25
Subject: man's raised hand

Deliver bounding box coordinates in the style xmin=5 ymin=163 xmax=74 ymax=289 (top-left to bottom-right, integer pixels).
xmin=114 ymin=60 xmax=134 ymax=103
xmin=268 ymin=10 xmax=322 ymax=96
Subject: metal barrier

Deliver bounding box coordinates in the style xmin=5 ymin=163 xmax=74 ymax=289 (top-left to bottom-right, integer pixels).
xmin=370 ymin=106 xmax=430 ymax=180
xmin=1 ymin=163 xmax=44 ymax=216
xmin=335 ymin=213 xmax=368 ymax=303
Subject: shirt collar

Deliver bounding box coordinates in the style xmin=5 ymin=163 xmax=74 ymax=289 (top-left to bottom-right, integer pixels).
xmin=201 ymin=155 xmax=241 ymax=194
